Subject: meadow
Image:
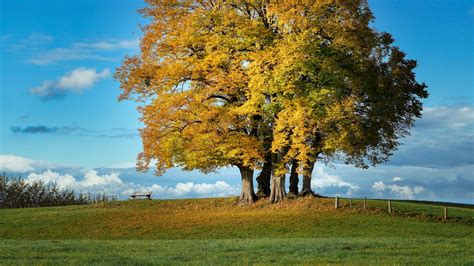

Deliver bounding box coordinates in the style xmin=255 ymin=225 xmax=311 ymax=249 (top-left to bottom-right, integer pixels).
xmin=0 ymin=197 xmax=473 ymax=265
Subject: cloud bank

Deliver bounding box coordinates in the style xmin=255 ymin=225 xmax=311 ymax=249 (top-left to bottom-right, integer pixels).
xmin=388 ymin=106 xmax=474 ymax=168
xmin=24 ymin=169 xmax=239 ymax=199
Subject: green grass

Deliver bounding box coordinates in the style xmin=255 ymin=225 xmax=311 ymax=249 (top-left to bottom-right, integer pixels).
xmin=0 ymin=197 xmax=473 ymax=265
xmin=1 ymin=238 xmax=472 ymax=265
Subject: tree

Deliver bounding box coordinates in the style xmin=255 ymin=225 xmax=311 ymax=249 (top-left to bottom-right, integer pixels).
xmin=116 ymin=0 xmax=427 ymax=204
xmin=116 ymin=0 xmax=279 ymax=204
xmin=245 ymin=0 xmax=428 ymax=201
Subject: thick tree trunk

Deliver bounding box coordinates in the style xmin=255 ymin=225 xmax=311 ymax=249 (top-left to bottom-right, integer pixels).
xmin=269 ymin=152 xmax=287 ymax=203
xmin=237 ymin=165 xmax=257 ymax=205
xmin=269 ymin=173 xmax=286 ymax=203
xmin=256 ymin=156 xmax=271 ymax=198
xmin=288 ymin=160 xmax=299 ymax=196
xmin=300 ymin=161 xmax=316 ymax=197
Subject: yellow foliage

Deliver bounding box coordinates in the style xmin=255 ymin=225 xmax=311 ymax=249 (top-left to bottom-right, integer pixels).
xmin=116 ymin=0 xmax=427 ymax=177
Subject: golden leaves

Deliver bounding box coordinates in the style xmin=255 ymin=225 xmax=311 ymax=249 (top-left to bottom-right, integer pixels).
xmin=117 ymin=0 xmax=427 ymax=176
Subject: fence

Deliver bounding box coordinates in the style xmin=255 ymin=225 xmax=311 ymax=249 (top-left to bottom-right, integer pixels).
xmin=332 ymin=196 xmax=474 ymax=221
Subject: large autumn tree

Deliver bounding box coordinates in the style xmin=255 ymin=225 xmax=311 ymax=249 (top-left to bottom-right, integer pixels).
xmin=116 ymin=0 xmax=275 ymax=204
xmin=116 ymin=0 xmax=427 ymax=204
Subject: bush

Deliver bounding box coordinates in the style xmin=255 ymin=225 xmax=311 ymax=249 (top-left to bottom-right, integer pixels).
xmin=0 ymin=175 xmax=117 ymax=208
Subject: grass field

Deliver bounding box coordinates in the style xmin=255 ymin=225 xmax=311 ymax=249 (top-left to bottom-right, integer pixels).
xmin=1 ymin=197 xmax=473 ymax=265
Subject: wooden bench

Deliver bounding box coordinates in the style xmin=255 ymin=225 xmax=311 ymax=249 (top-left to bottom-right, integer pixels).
xmin=131 ymin=191 xmax=152 ymax=200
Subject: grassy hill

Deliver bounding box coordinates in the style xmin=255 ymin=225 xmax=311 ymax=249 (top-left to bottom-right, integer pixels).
xmin=0 ymin=197 xmax=473 ymax=264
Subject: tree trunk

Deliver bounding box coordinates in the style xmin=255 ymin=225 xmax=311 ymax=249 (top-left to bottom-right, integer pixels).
xmin=288 ymin=160 xmax=299 ymax=196
xmin=269 ymin=152 xmax=287 ymax=203
xmin=300 ymin=161 xmax=316 ymax=197
xmin=237 ymin=165 xmax=257 ymax=205
xmin=269 ymin=173 xmax=286 ymax=203
xmin=256 ymin=156 xmax=271 ymax=198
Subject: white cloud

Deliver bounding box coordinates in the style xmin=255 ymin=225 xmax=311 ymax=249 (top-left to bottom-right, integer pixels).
xmin=413 ymin=186 xmax=425 ymax=194
xmin=180 ymin=181 xmax=237 ymax=196
xmin=30 ymin=68 xmax=110 ymax=100
xmin=80 ymin=170 xmax=122 ymax=187
xmin=392 ymin=177 xmax=402 ymax=182
xmin=417 ymin=106 xmax=474 ymax=129
xmin=24 ymin=170 xmax=123 ymax=192
xmin=372 ymin=181 xmax=386 ymax=191
xmin=57 ymin=68 xmax=110 ymax=90
xmin=372 ymin=181 xmax=425 ymax=199
xmin=0 ymin=154 xmax=72 ymax=173
xmin=0 ymin=154 xmax=35 ymax=172
xmin=311 ymin=166 xmax=359 ymax=195
xmin=26 ymin=170 xmax=76 ymax=189
xmin=389 ymin=185 xmax=417 ymax=199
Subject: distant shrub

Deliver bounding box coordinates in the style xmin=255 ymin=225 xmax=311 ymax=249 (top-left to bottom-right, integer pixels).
xmin=0 ymin=175 xmax=117 ymax=208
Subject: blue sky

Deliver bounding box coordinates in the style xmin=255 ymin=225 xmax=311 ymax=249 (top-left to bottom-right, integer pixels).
xmin=1 ymin=0 xmax=473 ymax=203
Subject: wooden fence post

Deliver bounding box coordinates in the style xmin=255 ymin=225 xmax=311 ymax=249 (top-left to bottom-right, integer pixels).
xmin=444 ymin=207 xmax=448 ymax=220
xmin=349 ymin=199 xmax=352 ymax=208
xmin=335 ymin=197 xmax=339 ymax=209
xmin=388 ymin=200 xmax=392 ymax=214
xmin=363 ymin=197 xmax=366 ymax=210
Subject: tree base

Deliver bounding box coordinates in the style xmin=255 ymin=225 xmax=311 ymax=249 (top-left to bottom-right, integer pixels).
xmin=236 ymin=165 xmax=257 ymax=205
xmin=299 ymin=189 xmax=318 ymax=197
xmin=235 ymin=193 xmax=257 ymax=205
xmin=269 ymin=175 xmax=286 ymax=203
xmin=255 ymin=189 xmax=270 ymax=199
xmin=286 ymin=192 xmax=299 ymax=199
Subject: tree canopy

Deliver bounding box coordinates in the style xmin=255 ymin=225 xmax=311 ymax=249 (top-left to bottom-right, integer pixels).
xmin=116 ymin=0 xmax=428 ymax=204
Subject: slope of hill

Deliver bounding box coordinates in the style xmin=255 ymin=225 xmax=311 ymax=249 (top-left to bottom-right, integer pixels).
xmin=0 ymin=197 xmax=473 ymax=264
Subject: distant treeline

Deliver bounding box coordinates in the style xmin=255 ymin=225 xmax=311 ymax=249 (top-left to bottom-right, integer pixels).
xmin=0 ymin=176 xmax=117 ymax=209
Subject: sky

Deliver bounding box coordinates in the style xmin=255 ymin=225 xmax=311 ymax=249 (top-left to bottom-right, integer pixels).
xmin=1 ymin=0 xmax=473 ymax=203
